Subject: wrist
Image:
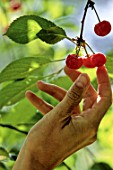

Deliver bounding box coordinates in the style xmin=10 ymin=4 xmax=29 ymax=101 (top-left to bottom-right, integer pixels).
xmin=26 ymin=131 xmax=59 ymax=170
xmin=26 ymin=141 xmax=54 ymax=170
xmin=13 ymin=141 xmax=49 ymax=170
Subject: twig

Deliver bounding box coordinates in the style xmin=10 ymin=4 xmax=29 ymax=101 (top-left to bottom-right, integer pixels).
xmin=0 ymin=123 xmax=28 ymax=135
xmin=41 ymin=67 xmax=64 ymax=80
xmin=85 ymin=147 xmax=96 ymax=162
xmin=51 ymin=58 xmax=65 ymax=62
xmin=16 ymin=123 xmax=35 ymax=126
xmin=62 ymin=162 xmax=72 ymax=170
xmin=66 ymin=36 xmax=77 ymax=45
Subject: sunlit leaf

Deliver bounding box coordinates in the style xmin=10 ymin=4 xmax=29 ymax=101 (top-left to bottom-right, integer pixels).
xmin=0 ymin=57 xmax=51 ymax=83
xmin=106 ymin=55 xmax=113 ymax=74
xmin=5 ymin=15 xmax=67 ymax=44
xmin=0 ymin=65 xmax=64 ymax=108
xmin=0 ymin=77 xmax=38 ymax=108
xmin=0 ymin=162 xmax=8 ymax=170
xmin=0 ymin=147 xmax=9 ymax=160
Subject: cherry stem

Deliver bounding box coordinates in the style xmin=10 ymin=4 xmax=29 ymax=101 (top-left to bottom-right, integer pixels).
xmin=66 ymin=37 xmax=76 ymax=45
xmin=51 ymin=58 xmax=65 ymax=62
xmin=85 ymin=42 xmax=95 ymax=54
xmin=84 ymin=46 xmax=88 ymax=55
xmin=62 ymin=162 xmax=72 ymax=170
xmin=76 ymin=46 xmax=81 ymax=56
xmin=80 ymin=0 xmax=90 ymax=40
xmin=93 ymin=6 xmax=101 ymax=22
xmin=40 ymin=67 xmax=64 ymax=81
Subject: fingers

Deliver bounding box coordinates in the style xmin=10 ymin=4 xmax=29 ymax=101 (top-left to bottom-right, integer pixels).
xmin=36 ymin=81 xmax=81 ymax=115
xmin=56 ymin=73 xmax=90 ymax=118
xmin=37 ymin=81 xmax=66 ymax=101
xmin=91 ymin=66 xmax=112 ymax=123
xmin=97 ymin=66 xmax=112 ymax=98
xmin=64 ymin=66 xmax=81 ymax=81
xmin=26 ymin=82 xmax=67 ymax=115
xmin=83 ymin=85 xmax=97 ymax=110
xmin=96 ymin=66 xmax=112 ymax=109
xmin=25 ymin=91 xmax=53 ymax=115
xmin=64 ymin=65 xmax=97 ymax=110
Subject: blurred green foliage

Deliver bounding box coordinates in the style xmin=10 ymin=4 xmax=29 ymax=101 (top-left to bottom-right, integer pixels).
xmin=0 ymin=0 xmax=113 ymax=170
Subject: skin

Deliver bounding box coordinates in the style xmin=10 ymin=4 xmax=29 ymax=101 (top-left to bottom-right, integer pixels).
xmin=13 ymin=65 xmax=112 ymax=170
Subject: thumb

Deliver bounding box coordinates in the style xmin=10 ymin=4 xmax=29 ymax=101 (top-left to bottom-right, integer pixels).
xmin=57 ymin=73 xmax=90 ymax=117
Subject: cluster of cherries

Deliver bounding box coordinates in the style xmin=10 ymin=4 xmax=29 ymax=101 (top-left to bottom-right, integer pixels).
xmin=66 ymin=20 xmax=111 ymax=69
xmin=66 ymin=0 xmax=112 ymax=70
xmin=66 ymin=53 xmax=106 ymax=69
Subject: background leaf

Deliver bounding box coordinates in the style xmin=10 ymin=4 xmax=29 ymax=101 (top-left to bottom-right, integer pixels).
xmin=0 ymin=77 xmax=38 ymax=109
xmin=90 ymin=162 xmax=113 ymax=170
xmin=0 ymin=57 xmax=51 ymax=83
xmin=106 ymin=53 xmax=113 ymax=74
xmin=0 ymin=162 xmax=8 ymax=170
xmin=0 ymin=147 xmax=9 ymax=160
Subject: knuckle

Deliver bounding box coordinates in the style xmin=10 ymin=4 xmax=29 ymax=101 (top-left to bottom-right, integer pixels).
xmin=67 ymin=89 xmax=82 ymax=102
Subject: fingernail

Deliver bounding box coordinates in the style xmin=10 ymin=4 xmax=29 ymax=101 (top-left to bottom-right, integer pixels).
xmin=25 ymin=90 xmax=32 ymax=97
xmin=75 ymin=74 xmax=89 ymax=88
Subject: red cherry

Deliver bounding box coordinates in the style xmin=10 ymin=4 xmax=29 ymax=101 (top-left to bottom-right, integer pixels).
xmin=94 ymin=20 xmax=111 ymax=36
xmin=91 ymin=53 xmax=106 ymax=67
xmin=11 ymin=2 xmax=21 ymax=11
xmin=83 ymin=55 xmax=95 ymax=68
xmin=66 ymin=54 xmax=83 ymax=69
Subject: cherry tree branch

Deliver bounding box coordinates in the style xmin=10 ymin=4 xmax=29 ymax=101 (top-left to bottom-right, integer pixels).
xmin=0 ymin=123 xmax=28 ymax=135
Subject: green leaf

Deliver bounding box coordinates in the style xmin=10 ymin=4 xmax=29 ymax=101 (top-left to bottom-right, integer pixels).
xmin=32 ymin=111 xmax=43 ymax=122
xmin=106 ymin=55 xmax=113 ymax=74
xmin=0 ymin=57 xmax=51 ymax=83
xmin=0 ymin=162 xmax=8 ymax=170
xmin=5 ymin=15 xmax=67 ymax=44
xmin=0 ymin=63 xmax=64 ymax=108
xmin=90 ymin=162 xmax=112 ymax=170
xmin=9 ymin=153 xmax=17 ymax=161
xmin=0 ymin=77 xmax=38 ymax=109
xmin=0 ymin=147 xmax=9 ymax=160
xmin=50 ymin=76 xmax=72 ymax=90
xmin=37 ymin=26 xmax=67 ymax=44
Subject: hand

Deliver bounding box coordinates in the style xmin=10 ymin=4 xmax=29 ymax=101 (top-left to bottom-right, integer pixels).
xmin=13 ymin=66 xmax=112 ymax=170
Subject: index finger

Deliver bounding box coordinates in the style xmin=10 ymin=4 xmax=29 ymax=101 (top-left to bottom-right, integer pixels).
xmin=64 ymin=66 xmax=81 ymax=81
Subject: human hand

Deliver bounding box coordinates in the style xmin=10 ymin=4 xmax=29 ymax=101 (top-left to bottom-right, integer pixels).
xmin=13 ymin=66 xmax=112 ymax=170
